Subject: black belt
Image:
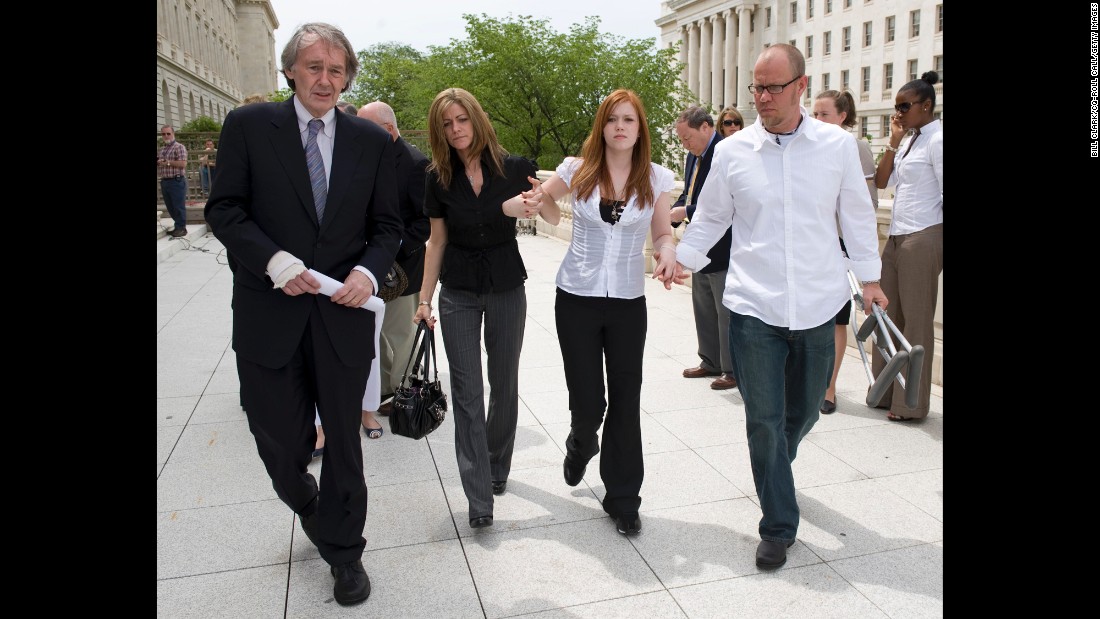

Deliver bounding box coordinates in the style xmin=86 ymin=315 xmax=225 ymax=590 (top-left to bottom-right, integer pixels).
xmin=161 ymin=176 xmax=183 ymax=180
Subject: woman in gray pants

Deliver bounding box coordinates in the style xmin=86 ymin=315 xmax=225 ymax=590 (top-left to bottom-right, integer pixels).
xmin=415 ymin=88 xmax=559 ymax=529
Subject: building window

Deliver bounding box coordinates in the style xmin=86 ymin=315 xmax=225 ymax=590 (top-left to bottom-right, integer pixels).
xmin=844 ymin=0 xmax=852 ymax=7
xmin=880 ymin=115 xmax=891 ymax=137
xmin=806 ymin=75 xmax=812 ymax=99
xmin=766 ymin=7 xmax=772 ymax=28
xmin=791 ymin=2 xmax=798 ymax=23
xmin=843 ymin=26 xmax=851 ymax=51
xmin=790 ymin=39 xmax=797 ymax=48
xmin=910 ymin=10 xmax=921 ymax=37
xmin=883 ymin=63 xmax=893 ymax=90
xmin=936 ymin=4 xmax=943 ymax=33
xmin=858 ymin=115 xmax=865 ymax=137
xmin=863 ymin=21 xmax=872 ymax=47
xmin=824 ymin=31 xmax=832 ymax=55
xmin=861 ymin=66 xmax=870 ymax=92
xmin=934 ymin=55 xmax=943 ymax=82
xmin=841 ymin=69 xmax=850 ymax=91
xmin=826 ymin=0 xmax=833 ymax=15
xmin=806 ymin=35 xmax=813 ymax=58
xmin=808 ymin=0 xmax=814 ymax=19
xmin=908 ymin=59 xmax=918 ymax=81
xmin=886 ymin=16 xmax=895 ymax=43
xmin=822 ymin=72 xmax=830 ymax=91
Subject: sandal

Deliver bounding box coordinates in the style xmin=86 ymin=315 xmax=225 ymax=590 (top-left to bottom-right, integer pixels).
xmin=886 ymin=412 xmax=916 ymax=422
xmin=361 ymin=412 xmax=385 ymax=439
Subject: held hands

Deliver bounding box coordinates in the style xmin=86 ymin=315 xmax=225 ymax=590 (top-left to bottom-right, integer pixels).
xmin=511 ymin=176 xmax=543 ymax=219
xmin=331 ymin=270 xmax=375 ymax=308
xmin=651 ymin=245 xmax=689 ymax=290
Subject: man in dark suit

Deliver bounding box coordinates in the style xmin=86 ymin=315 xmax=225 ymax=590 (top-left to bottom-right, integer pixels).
xmin=204 ymin=22 xmax=402 ymax=607
xmin=671 ymin=105 xmax=737 ymax=391
xmin=356 ymin=101 xmax=431 ymax=430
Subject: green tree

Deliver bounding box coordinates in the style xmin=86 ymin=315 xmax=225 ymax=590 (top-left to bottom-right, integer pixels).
xmin=267 ymin=87 xmax=293 ymax=103
xmin=349 ymin=14 xmax=690 ymax=170
xmin=181 ymin=115 xmax=222 ymax=132
xmin=421 ymin=14 xmax=690 ymax=170
xmin=348 ymin=43 xmax=429 ymax=131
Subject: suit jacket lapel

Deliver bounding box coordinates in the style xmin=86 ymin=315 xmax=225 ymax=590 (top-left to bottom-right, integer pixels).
xmin=269 ymin=100 xmax=321 ymax=227
xmin=323 ymin=113 xmax=364 ymax=235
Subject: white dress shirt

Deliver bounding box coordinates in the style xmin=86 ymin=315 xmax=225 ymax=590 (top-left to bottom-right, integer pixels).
xmin=293 ymin=96 xmax=336 ymax=183
xmin=554 ymin=157 xmax=675 ymax=299
xmin=885 ymin=119 xmax=943 ymax=236
xmin=676 ymin=108 xmax=880 ymax=330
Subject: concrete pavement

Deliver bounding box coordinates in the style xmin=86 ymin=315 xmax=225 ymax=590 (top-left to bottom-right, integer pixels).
xmin=157 ymin=229 xmax=943 ymax=618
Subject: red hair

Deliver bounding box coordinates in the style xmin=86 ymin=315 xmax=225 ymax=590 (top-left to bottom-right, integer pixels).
xmin=570 ymin=89 xmax=656 ymax=209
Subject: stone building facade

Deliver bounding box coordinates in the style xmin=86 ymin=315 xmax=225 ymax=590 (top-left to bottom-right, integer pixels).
xmin=156 ymin=0 xmax=279 ymax=131
xmin=656 ymin=0 xmax=943 ymax=141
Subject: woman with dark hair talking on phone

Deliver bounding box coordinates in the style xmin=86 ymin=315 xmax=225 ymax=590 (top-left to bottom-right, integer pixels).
xmin=872 ymin=71 xmax=943 ymax=422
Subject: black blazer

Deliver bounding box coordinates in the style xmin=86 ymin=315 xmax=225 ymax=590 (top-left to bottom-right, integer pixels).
xmin=673 ymin=132 xmax=732 ymax=275
xmin=391 ymin=137 xmax=430 ymax=296
xmin=205 ymin=99 xmax=403 ymax=368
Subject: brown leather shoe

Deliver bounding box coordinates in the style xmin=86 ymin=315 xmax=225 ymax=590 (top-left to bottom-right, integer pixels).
xmin=710 ymin=373 xmax=737 ymax=390
xmin=683 ymin=366 xmax=721 ymax=378
xmin=377 ymin=400 xmax=394 ymax=416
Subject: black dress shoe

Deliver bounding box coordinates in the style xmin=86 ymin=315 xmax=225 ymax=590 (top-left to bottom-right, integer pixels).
xmin=613 ymin=513 xmax=641 ymax=536
xmin=755 ymin=539 xmax=795 ymax=569
xmin=563 ymin=455 xmax=588 ymax=487
xmin=330 ymin=559 xmax=371 ymax=606
xmin=492 ymin=480 xmax=507 ymax=495
xmin=820 ymin=399 xmax=837 ymax=414
xmin=469 ymin=515 xmax=494 ymax=528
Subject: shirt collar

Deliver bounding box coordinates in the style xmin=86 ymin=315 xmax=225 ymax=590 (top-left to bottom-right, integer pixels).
xmin=749 ymin=106 xmax=815 ymax=150
xmin=292 ymin=96 xmax=337 ymax=138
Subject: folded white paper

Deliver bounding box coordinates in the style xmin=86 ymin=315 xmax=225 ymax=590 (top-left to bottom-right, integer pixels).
xmin=307 ymin=269 xmax=386 ymax=413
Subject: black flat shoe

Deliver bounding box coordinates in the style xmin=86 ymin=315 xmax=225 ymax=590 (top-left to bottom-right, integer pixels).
xmin=469 ymin=515 xmax=493 ymax=528
xmin=613 ymin=513 xmax=641 ymax=536
xmin=820 ymin=399 xmax=837 ymax=414
xmin=755 ymin=539 xmax=795 ymax=569
xmin=492 ymin=480 xmax=507 ymax=495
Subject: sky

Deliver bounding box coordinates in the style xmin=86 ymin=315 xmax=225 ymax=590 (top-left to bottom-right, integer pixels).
xmin=270 ymin=0 xmax=665 ymax=61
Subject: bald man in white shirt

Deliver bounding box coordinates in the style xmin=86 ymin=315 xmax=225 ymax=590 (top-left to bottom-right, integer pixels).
xmin=657 ymin=44 xmax=888 ymax=570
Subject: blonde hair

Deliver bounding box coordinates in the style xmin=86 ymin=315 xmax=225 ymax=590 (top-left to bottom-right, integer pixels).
xmin=426 ymin=88 xmax=507 ymax=189
xmin=571 ymin=89 xmax=656 ymax=209
xmin=240 ymin=93 xmax=267 ymax=105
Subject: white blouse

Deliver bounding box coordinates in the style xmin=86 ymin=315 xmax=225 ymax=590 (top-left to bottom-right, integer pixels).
xmin=886 ymin=119 xmax=943 ymax=236
xmin=554 ymin=157 xmax=675 ymax=299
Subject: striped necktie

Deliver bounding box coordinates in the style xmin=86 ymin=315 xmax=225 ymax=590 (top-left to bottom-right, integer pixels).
xmin=305 ymin=119 xmax=327 ymax=223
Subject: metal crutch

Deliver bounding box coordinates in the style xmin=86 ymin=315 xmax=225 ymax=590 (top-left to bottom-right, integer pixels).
xmin=847 ymin=272 xmax=925 ymax=410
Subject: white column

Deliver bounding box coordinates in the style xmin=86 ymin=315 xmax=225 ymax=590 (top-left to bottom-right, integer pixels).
xmin=724 ymin=10 xmax=737 ymax=108
xmin=737 ymin=6 xmax=753 ymax=119
xmin=711 ymin=15 xmax=724 ymax=111
xmin=699 ymin=19 xmax=712 ymax=105
xmin=679 ymin=26 xmax=688 ymax=85
xmin=687 ymin=22 xmax=699 ymax=99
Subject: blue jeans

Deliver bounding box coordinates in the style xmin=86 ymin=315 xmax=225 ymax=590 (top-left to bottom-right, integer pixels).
xmin=160 ymin=177 xmax=187 ymax=230
xmin=200 ymin=166 xmax=211 ymax=195
xmin=729 ymin=312 xmax=834 ymax=544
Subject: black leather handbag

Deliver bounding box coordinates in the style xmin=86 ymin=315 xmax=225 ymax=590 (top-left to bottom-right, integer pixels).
xmin=390 ymin=320 xmax=447 ymax=439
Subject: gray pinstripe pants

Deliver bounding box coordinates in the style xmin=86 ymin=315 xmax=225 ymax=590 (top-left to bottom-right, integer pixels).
xmin=438 ymin=285 xmax=526 ymax=519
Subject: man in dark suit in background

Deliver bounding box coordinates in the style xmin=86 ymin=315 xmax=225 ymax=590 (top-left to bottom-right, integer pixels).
xmin=670 ymin=105 xmax=736 ymax=391
xmin=204 ymin=22 xmax=402 ymax=607
xmin=356 ymin=101 xmax=431 ymax=432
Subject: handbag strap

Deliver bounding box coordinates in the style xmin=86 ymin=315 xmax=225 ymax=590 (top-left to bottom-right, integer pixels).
xmin=400 ymin=320 xmax=430 ymax=384
xmin=423 ymin=320 xmax=440 ymax=382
